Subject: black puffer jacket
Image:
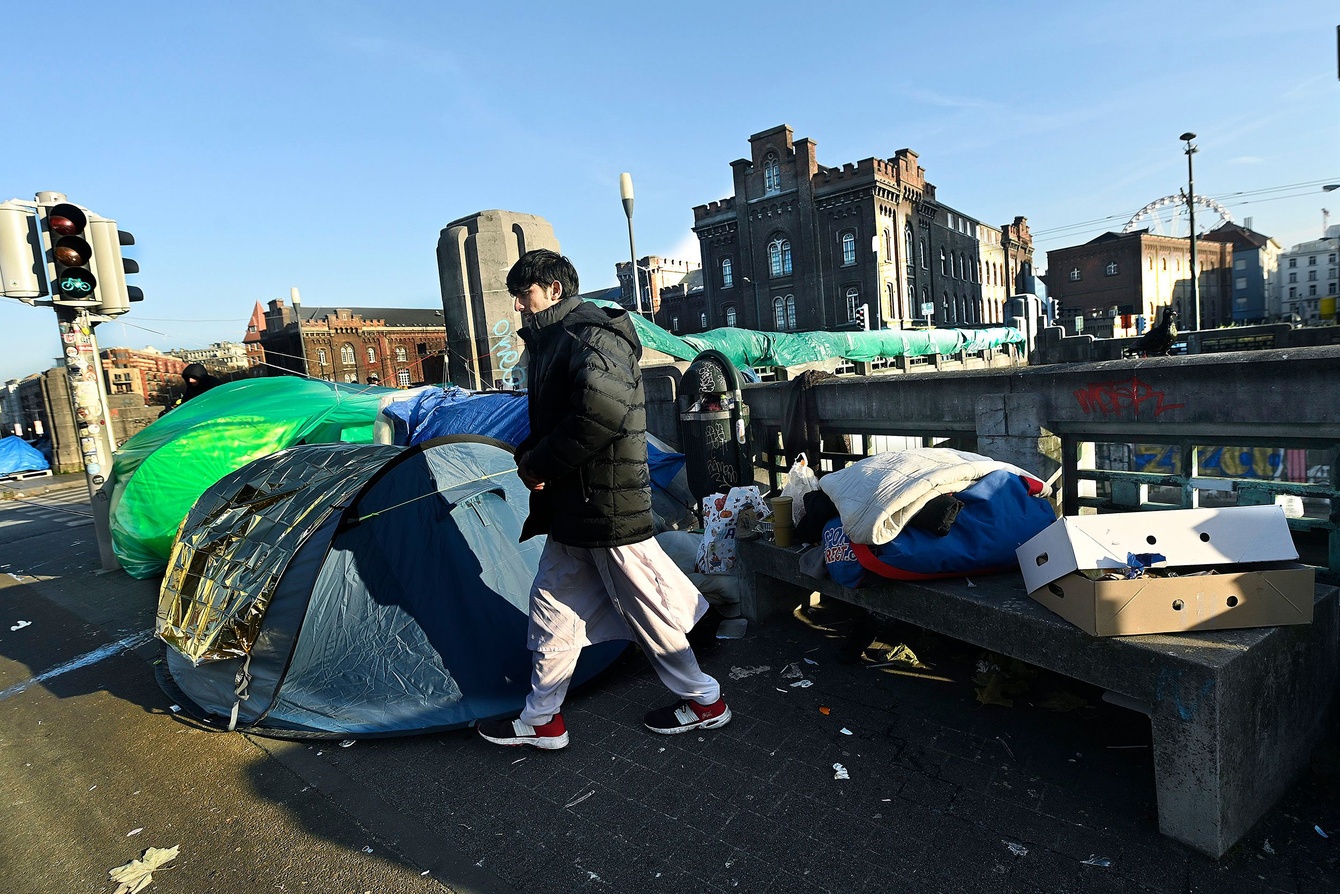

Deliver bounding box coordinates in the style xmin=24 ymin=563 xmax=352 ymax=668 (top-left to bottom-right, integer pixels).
xmin=515 ymin=297 xmax=653 ymax=548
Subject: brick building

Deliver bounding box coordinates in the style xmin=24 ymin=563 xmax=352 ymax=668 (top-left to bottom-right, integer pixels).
xmin=690 ymin=125 xmax=1034 ymax=334
xmin=258 ymin=300 xmax=449 ymax=387
xmin=1044 ymin=230 xmax=1233 ymax=330
xmin=101 ymin=347 xmax=188 ymax=408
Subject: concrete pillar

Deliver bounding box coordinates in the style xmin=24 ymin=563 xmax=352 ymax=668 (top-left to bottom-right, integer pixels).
xmin=974 ymin=392 xmax=1061 ymax=490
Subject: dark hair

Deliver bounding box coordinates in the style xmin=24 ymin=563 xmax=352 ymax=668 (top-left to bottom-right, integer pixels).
xmin=507 ymin=249 xmax=579 ymax=301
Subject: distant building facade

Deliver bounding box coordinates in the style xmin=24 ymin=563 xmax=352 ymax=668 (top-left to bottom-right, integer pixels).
xmin=101 ymin=347 xmax=188 ymax=407
xmin=168 ymin=341 xmax=251 ymax=374
xmin=691 ymin=125 xmax=1034 ymax=334
xmin=613 ymin=256 xmax=701 ymax=319
xmin=1198 ymin=220 xmax=1283 ymax=323
xmin=436 ymin=210 xmax=560 ymax=390
xmin=258 ymin=301 xmax=449 ymax=387
xmin=1044 ymin=230 xmax=1232 ymax=330
xmin=1278 ymin=224 xmax=1340 ymax=324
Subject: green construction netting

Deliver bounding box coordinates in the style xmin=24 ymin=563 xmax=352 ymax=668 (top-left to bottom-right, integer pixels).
xmin=588 ymin=299 xmax=1024 ymax=368
xmin=108 ymin=377 xmax=394 ymax=579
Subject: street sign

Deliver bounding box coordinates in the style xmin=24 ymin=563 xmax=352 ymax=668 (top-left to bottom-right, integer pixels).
xmin=921 ymin=302 xmax=934 ymax=316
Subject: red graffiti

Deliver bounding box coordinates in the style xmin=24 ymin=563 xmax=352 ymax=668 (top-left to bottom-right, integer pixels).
xmin=1074 ymin=377 xmax=1185 ymax=417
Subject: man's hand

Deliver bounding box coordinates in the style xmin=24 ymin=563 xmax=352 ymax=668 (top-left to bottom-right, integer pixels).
xmin=517 ymin=455 xmax=545 ymax=491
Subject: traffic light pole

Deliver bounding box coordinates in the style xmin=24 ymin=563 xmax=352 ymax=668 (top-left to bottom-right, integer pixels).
xmin=54 ymin=307 xmax=120 ymax=571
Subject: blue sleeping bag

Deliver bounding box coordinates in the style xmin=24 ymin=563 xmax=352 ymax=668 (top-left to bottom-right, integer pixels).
xmin=825 ymin=470 xmax=1055 ymax=586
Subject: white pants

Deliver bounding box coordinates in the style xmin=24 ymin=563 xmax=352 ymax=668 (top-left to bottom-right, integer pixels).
xmin=520 ymin=537 xmax=721 ymax=727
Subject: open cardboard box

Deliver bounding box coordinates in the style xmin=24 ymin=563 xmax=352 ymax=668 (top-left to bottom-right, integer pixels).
xmin=1016 ymin=506 xmax=1315 ymax=636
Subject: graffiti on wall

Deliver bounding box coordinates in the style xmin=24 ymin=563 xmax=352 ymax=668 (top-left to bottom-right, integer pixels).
xmin=489 ymin=317 xmax=524 ymax=389
xmin=1133 ymin=445 xmax=1283 ymax=479
xmin=1074 ymin=377 xmax=1184 ymax=418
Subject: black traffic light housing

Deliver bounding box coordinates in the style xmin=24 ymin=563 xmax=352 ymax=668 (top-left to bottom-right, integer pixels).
xmin=854 ymin=305 xmax=868 ymax=331
xmin=45 ymin=202 xmax=99 ymax=307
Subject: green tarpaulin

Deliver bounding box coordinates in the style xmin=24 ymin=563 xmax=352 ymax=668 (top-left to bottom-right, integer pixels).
xmin=589 ymin=299 xmax=1023 ymax=368
xmin=108 ymin=377 xmax=392 ymax=579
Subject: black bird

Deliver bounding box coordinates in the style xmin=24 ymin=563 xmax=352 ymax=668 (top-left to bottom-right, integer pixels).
xmin=1125 ymin=308 xmax=1179 ymax=358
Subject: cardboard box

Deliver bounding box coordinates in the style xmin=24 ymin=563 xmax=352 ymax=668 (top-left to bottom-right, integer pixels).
xmin=1016 ymin=506 xmax=1315 ymax=636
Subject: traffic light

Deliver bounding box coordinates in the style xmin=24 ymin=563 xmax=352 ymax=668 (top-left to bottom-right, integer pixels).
xmin=854 ymin=305 xmax=868 ymax=331
xmin=0 ymin=201 xmax=42 ymax=301
xmin=41 ymin=202 xmax=99 ymax=308
xmin=87 ymin=215 xmax=141 ymax=316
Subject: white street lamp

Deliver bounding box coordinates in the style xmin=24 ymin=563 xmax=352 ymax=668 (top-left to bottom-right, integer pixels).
xmin=619 ymin=173 xmax=645 ymax=317
xmin=290 ymin=286 xmax=309 ymax=378
xmin=1180 ymin=132 xmax=1200 ymax=332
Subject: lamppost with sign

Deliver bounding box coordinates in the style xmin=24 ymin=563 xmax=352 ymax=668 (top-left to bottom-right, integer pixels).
xmin=1180 ymin=132 xmax=1200 ymax=332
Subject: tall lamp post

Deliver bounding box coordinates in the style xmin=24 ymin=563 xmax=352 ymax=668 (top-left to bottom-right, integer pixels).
xmin=619 ymin=172 xmax=645 ymax=317
xmin=290 ymin=286 xmax=308 ymax=377
xmin=1180 ymin=132 xmax=1200 ymax=332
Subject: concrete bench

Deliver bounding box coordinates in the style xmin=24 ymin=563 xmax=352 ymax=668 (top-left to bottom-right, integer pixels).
xmin=735 ymin=538 xmax=1340 ymax=858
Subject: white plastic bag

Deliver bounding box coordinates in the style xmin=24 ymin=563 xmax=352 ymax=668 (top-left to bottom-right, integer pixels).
xmin=780 ymin=454 xmax=819 ymax=526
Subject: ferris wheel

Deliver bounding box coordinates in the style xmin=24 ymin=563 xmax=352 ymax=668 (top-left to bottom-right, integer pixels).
xmin=1122 ymin=193 xmax=1233 ymax=238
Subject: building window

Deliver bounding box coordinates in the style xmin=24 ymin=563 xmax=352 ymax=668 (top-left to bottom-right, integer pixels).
xmin=1105 ymin=261 xmax=1119 ymax=276
xmin=904 ymin=225 xmax=914 ymax=262
xmin=671 ymin=315 xmax=680 ymax=332
xmin=725 ymin=305 xmax=737 ymax=327
xmin=700 ymin=312 xmax=708 ymax=328
xmin=763 ymin=152 xmax=780 ymax=194
xmin=841 ymin=231 xmax=856 ymax=266
xmin=1331 ymin=283 xmax=1338 ymax=295
xmin=1148 ymin=256 xmax=1154 ymax=271
xmin=845 ymin=287 xmax=860 ymax=321
xmin=339 ymin=343 xmax=355 ymax=366
xmin=394 ymin=346 xmax=408 ymax=363
xmin=1308 ymin=271 xmax=1317 ymax=281
xmin=1235 ymin=277 xmax=1247 ymax=291
xmin=721 ymin=257 xmax=733 ymax=288
xmin=1308 ymin=255 xmax=1317 ymax=266
xmin=1069 ymin=268 xmax=1081 ymax=281
xmin=768 ymin=236 xmax=792 ymax=277
xmin=397 ymin=369 xmax=410 ymax=387
xmin=317 ymin=348 xmax=328 ymax=366
xmin=1234 ymin=258 xmax=1247 ymax=270
xmin=773 ymin=295 xmax=797 ymax=330
xmin=1289 ymin=287 xmax=1297 ymax=298
xmin=1288 ymin=272 xmax=1297 ymax=283
xmin=920 ymin=238 xmax=927 ymax=269
xmin=1288 ymin=258 xmax=1297 ymax=268
xmin=366 ymin=346 xmax=377 ymax=363
xmin=1309 ymin=285 xmax=1317 ymax=296
xmin=940 ymin=248 xmax=948 ymax=276
xmin=883 ymin=228 xmax=892 ymax=260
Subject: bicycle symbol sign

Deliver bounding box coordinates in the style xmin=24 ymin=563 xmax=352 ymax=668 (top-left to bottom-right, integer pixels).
xmin=60 ymin=276 xmax=92 ymax=294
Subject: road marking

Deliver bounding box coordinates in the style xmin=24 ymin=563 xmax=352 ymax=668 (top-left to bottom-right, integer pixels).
xmin=0 ymin=630 xmax=153 ymax=701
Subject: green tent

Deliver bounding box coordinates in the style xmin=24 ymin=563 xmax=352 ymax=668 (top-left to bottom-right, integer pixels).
xmin=109 ymin=377 xmax=392 ymax=579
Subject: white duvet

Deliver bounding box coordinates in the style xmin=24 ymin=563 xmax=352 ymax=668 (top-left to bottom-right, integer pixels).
xmin=818 ymin=447 xmax=1049 ymax=546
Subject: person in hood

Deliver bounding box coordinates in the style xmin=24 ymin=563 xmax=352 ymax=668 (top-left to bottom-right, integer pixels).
xmin=478 ymin=249 xmax=729 ymax=750
xmin=179 ymin=363 xmax=221 ymax=403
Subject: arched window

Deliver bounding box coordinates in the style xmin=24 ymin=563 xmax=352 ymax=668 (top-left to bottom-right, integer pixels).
xmin=768 ymin=236 xmax=792 ymax=277
xmin=940 ymin=248 xmax=948 ymax=276
xmin=941 ymin=292 xmax=950 ymax=321
xmin=904 ymin=224 xmax=914 ymax=261
xmin=366 ymin=346 xmax=377 ymax=364
xmin=339 ymin=343 xmax=355 ymax=366
xmin=724 ymin=305 xmax=737 ymax=327
xmin=396 ymin=369 xmax=410 ymax=387
xmin=773 ymin=296 xmax=786 ymax=330
xmin=721 ymin=257 xmax=733 ymax=288
xmin=920 ymin=238 xmax=928 ymax=269
xmin=841 ymin=231 xmax=856 ymax=266
xmin=763 ymin=152 xmax=780 ymax=193
xmin=394 ymin=346 xmax=408 ymax=363
xmin=1147 ymin=255 xmax=1154 ymax=271
xmin=845 ymin=287 xmax=861 ymax=321
xmin=886 ymin=283 xmax=897 ymax=320
xmin=786 ymin=294 xmax=797 ymax=330
xmin=316 ymin=348 xmax=327 ymax=366
xmin=883 ymin=228 xmax=892 ymax=260
xmin=956 ymin=253 xmax=965 ymax=280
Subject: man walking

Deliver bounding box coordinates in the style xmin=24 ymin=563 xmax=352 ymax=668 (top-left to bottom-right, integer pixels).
xmin=478 ymin=250 xmax=729 ymax=750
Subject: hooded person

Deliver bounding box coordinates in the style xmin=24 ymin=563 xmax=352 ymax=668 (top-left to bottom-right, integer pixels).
xmin=179 ymin=363 xmax=222 ymax=403
xmin=477 ymin=249 xmax=730 ymax=750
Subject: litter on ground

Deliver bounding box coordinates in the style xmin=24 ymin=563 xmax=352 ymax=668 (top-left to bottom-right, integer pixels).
xmin=1004 ymin=841 xmax=1028 ymax=857
xmin=1081 ymin=856 xmax=1112 ymax=868
xmin=789 ymin=680 xmax=813 ymax=689
xmin=833 ymin=763 xmax=850 ymax=780
xmin=108 ymin=844 xmax=179 ymax=894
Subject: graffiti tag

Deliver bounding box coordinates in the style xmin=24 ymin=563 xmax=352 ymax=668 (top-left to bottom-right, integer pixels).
xmin=1074 ymin=377 xmax=1184 ymax=417
xmin=490 ymin=318 xmax=524 ymax=389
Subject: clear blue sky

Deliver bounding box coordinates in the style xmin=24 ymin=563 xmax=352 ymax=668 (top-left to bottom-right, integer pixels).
xmin=3 ymin=1 xmax=1336 ymax=383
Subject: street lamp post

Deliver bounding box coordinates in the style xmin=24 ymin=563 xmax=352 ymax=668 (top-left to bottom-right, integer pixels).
xmin=619 ymin=173 xmax=644 ymax=317
xmin=290 ymin=286 xmax=309 ymax=377
xmin=1180 ymin=132 xmax=1200 ymax=332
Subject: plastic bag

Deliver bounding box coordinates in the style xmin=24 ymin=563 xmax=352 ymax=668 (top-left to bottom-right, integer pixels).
xmin=696 ymin=485 xmax=770 ymax=574
xmin=780 ymin=454 xmax=819 ymax=526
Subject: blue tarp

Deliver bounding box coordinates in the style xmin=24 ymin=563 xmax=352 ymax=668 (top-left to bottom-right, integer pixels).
xmin=381 ymin=386 xmax=531 ymax=448
xmin=0 ymin=436 xmax=49 ymax=476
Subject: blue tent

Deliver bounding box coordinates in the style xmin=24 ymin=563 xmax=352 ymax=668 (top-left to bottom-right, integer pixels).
xmin=157 ymin=436 xmax=624 ymax=737
xmin=0 ymin=436 xmax=50 ymax=476
xmin=381 ymin=386 xmax=531 ymax=447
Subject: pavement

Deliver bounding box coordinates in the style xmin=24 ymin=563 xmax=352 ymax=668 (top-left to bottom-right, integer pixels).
xmin=1 ymin=477 xmax=1338 ymax=894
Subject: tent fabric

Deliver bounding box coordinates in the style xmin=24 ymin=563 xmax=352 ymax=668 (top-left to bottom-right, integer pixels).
xmin=0 ymin=436 xmax=49 ymax=475
xmin=823 ymin=470 xmax=1057 ymax=585
xmin=109 ymin=377 xmax=394 ymax=579
xmin=380 ymin=386 xmax=531 ymax=447
xmin=158 ymin=437 xmax=625 ymax=737
xmin=587 ymin=297 xmax=1023 ymax=369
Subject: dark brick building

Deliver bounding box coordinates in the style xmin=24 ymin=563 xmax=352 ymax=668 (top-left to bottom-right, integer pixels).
xmin=690 ymin=125 xmax=1033 ymax=334
xmin=258 ymin=300 xmax=448 ymax=387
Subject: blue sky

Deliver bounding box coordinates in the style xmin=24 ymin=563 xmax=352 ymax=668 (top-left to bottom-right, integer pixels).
xmin=2 ymin=1 xmax=1336 ymax=382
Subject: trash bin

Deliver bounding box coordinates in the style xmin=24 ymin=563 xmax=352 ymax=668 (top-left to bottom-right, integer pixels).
xmin=677 ymin=349 xmax=754 ymax=500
